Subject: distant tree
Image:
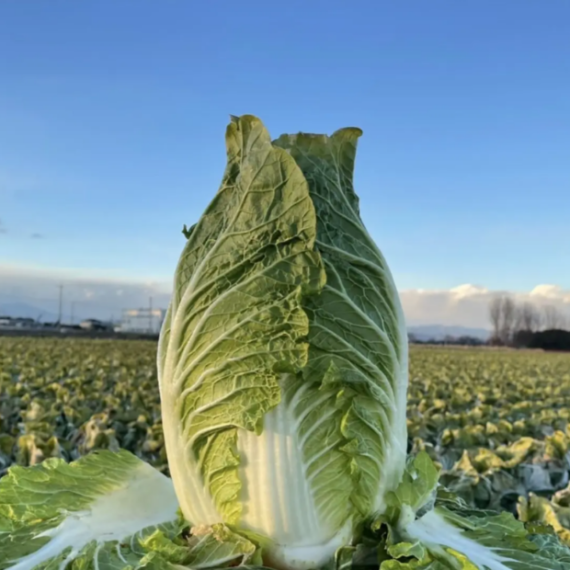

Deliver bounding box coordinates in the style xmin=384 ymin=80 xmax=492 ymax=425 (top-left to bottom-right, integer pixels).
xmin=511 ymin=302 xmax=537 ymax=348
xmin=488 ymin=294 xmax=521 ymax=346
xmin=528 ymin=329 xmax=570 ymax=351
xmin=456 ymin=335 xmax=484 ymax=346
xmin=443 ymin=334 xmax=455 ymax=345
xmin=543 ymin=305 xmax=565 ymax=329
xmin=516 ymin=302 xmax=540 ymax=332
xmin=489 ymin=297 xmax=503 ymax=344
xmin=511 ymin=328 xmax=534 ymax=349
xmin=500 ymin=296 xmax=517 ymax=345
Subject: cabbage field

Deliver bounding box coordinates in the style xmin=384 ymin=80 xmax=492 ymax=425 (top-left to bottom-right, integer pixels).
xmin=2 ymin=336 xmax=570 ymax=545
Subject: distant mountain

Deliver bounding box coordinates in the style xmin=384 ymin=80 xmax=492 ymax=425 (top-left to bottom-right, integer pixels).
xmin=407 ymin=325 xmax=491 ymax=342
xmin=0 ymin=302 xmax=58 ymax=323
xmin=0 ymin=301 xmax=118 ymax=324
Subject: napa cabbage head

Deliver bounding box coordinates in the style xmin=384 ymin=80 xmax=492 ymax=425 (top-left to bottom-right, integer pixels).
xmin=157 ymin=115 xmax=409 ymax=570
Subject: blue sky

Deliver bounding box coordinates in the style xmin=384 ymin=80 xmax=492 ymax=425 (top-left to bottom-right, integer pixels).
xmin=1 ymin=0 xmax=569 ymax=295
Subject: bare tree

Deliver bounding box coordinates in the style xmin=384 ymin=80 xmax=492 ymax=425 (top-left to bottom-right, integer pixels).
xmin=500 ymin=295 xmax=516 ymax=344
xmin=489 ymin=296 xmax=502 ymax=343
xmin=543 ymin=305 xmax=565 ymax=329
xmin=512 ymin=301 xmax=542 ymax=347
xmin=516 ymin=302 xmax=540 ymax=332
xmin=535 ymin=308 xmax=545 ymax=331
xmin=514 ymin=304 xmax=524 ymax=333
xmin=508 ymin=300 xmax=570 ymax=347
xmin=488 ymin=294 xmax=517 ymax=345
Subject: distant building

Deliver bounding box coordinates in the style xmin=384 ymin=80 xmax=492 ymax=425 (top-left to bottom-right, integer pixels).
xmin=59 ymin=324 xmax=82 ymax=333
xmin=0 ymin=317 xmax=36 ymax=329
xmin=118 ymin=308 xmax=166 ymax=334
xmin=79 ymin=318 xmax=112 ymax=331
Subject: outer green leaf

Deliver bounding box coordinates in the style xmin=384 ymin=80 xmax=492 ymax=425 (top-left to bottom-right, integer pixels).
xmin=157 ymin=115 xmax=327 ymax=558
xmin=387 ymin=542 xmax=427 ymax=561
xmin=273 ymin=129 xmax=409 ymax=518
xmin=404 ymin=506 xmax=570 ymax=569
xmin=389 ymin=455 xmax=570 ymax=569
xmin=139 ymin=524 xmax=260 ymax=568
xmin=0 ymin=450 xmax=179 ymax=570
xmin=387 ymin=452 xmax=440 ymax=517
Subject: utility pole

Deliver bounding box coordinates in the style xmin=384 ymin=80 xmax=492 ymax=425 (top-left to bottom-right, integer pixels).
xmin=58 ymin=284 xmax=63 ymax=324
xmin=149 ymin=296 xmax=153 ymax=334
xmin=70 ymin=302 xmax=75 ymax=325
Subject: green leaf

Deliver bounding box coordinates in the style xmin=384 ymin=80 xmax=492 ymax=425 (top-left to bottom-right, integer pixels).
xmin=387 ymin=541 xmax=427 ymax=561
xmin=0 ymin=450 xmax=179 ymax=570
xmin=158 ymin=113 xmax=325 ymax=527
xmin=139 ymin=524 xmax=260 ymax=569
xmin=389 ymin=452 xmax=440 ymax=515
xmin=274 ymin=128 xmax=409 ymax=518
xmin=403 ymin=504 xmax=570 ymax=569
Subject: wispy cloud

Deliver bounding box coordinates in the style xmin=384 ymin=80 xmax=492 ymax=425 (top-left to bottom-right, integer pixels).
xmin=0 ymin=220 xmax=46 ymax=238
xmin=1 ymin=263 xmax=568 ymax=328
xmin=0 ymin=263 xmax=171 ymax=321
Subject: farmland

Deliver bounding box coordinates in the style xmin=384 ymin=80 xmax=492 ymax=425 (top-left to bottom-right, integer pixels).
xmin=1 ymin=337 xmax=570 ymax=542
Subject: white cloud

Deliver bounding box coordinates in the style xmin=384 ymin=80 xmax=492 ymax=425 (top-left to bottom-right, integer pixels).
xmin=1 ymin=263 xmax=569 ymax=329
xmin=448 ymin=284 xmax=489 ymax=297
xmin=529 ymin=284 xmax=570 ymax=303
xmin=401 ymin=283 xmax=570 ymax=328
xmin=0 ymin=263 xmax=171 ymax=322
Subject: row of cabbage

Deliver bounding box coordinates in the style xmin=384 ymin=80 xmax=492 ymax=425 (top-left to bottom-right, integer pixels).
xmin=1 ymin=338 xmax=570 ymax=544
